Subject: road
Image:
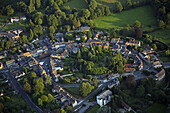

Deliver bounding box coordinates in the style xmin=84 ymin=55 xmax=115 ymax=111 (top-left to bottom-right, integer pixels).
xmin=5 ymin=70 xmax=43 ymax=113
xmin=73 ymin=75 xmax=120 ymax=111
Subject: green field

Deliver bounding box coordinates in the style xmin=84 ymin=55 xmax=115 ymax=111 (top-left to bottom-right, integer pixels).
xmin=63 ymin=0 xmax=88 ymax=10
xmin=96 ymin=0 xmax=146 ymax=8
xmin=149 ymin=28 xmax=170 ymax=46
xmin=93 ymin=6 xmax=157 ymax=30
xmin=147 ymin=103 xmax=167 ymax=113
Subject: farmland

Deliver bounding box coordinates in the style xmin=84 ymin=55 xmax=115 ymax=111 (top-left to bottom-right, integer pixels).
xmin=63 ymin=0 xmax=88 ymax=10
xmin=93 ymin=6 xmax=157 ymax=30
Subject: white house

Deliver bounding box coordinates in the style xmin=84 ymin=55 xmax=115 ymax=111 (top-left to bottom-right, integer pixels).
xmin=96 ymin=90 xmax=112 ymax=107
xmin=10 ymin=17 xmax=20 ymax=23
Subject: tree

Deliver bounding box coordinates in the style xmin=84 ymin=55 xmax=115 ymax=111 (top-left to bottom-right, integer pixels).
xmin=87 ymin=75 xmax=92 ymax=82
xmin=30 ymin=72 xmax=37 ymax=78
xmin=45 ymin=74 xmax=52 ymax=86
xmin=66 ymin=106 xmax=72 ymax=113
xmin=28 ymin=0 xmax=35 ymax=13
xmin=134 ymin=20 xmax=141 ymax=28
xmin=133 ymin=44 xmax=137 ymax=50
xmin=77 ymin=50 xmax=81 ymax=59
xmin=152 ymin=44 xmax=157 ymax=50
xmin=41 ymin=95 xmax=48 ymax=102
xmin=34 ymin=77 xmax=44 ymax=96
xmin=111 ymin=31 xmax=117 ymax=38
xmin=80 ymin=82 xmax=94 ymax=97
xmin=38 ymin=98 xmax=43 ymax=106
xmin=97 ymin=106 xmax=111 ymax=113
xmin=23 ymin=82 xmax=31 ymax=93
xmin=82 ymin=9 xmax=90 ymax=19
xmin=89 ymin=0 xmax=97 ymax=10
xmin=87 ymin=31 xmax=92 ymax=39
xmin=81 ymin=36 xmax=86 ymax=42
xmin=47 ymin=94 xmax=54 ymax=103
xmin=126 ymin=0 xmax=132 ymax=8
xmin=29 ymin=29 xmax=34 ymax=41
xmin=165 ymin=50 xmax=170 ymax=56
xmin=93 ymin=76 xmax=98 ymax=88
xmin=6 ymin=5 xmax=14 ymax=16
xmin=115 ymin=2 xmax=123 ymax=13
xmin=49 ymin=26 xmax=55 ymax=34
xmin=105 ymin=7 xmax=111 ymax=16
xmin=61 ymin=108 xmax=65 ymax=113
xmin=158 ymin=20 xmax=165 ymax=29
xmin=35 ymin=0 xmax=41 ymax=8
xmin=136 ymin=85 xmax=145 ymax=97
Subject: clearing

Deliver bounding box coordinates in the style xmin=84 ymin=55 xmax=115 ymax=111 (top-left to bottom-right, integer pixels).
xmin=63 ymin=0 xmax=88 ymax=10
xmin=93 ymin=6 xmax=157 ymax=30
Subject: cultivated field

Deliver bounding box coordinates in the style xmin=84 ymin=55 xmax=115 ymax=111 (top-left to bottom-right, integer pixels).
xmin=63 ymin=0 xmax=88 ymax=10
xmin=93 ymin=6 xmax=157 ymax=30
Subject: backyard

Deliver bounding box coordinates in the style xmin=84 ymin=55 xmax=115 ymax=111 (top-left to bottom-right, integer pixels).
xmin=93 ymin=6 xmax=157 ymax=30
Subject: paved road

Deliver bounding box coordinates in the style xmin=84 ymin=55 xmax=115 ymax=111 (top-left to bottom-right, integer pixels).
xmin=5 ymin=71 xmax=43 ymax=113
xmin=73 ymin=75 xmax=120 ymax=111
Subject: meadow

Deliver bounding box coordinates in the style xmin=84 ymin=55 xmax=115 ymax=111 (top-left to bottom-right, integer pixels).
xmin=63 ymin=0 xmax=88 ymax=10
xmin=147 ymin=103 xmax=167 ymax=113
xmin=149 ymin=28 xmax=170 ymax=46
xmin=96 ymin=0 xmax=146 ymax=8
xmin=93 ymin=6 xmax=157 ymax=30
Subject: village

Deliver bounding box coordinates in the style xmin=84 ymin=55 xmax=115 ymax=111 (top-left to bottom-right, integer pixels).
xmin=0 ymin=17 xmax=168 ymax=113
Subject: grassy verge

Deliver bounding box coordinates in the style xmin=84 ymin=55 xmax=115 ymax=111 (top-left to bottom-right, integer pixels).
xmin=63 ymin=0 xmax=88 ymax=10
xmin=93 ymin=6 xmax=157 ymax=30
xmin=64 ymin=87 xmax=80 ymax=95
xmin=1 ymin=23 xmax=27 ymax=31
xmin=147 ymin=103 xmax=167 ymax=113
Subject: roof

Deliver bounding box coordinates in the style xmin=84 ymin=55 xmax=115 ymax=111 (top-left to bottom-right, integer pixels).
xmin=97 ymin=90 xmax=112 ymax=99
xmin=156 ymin=69 xmax=165 ymax=79
xmin=6 ymin=59 xmax=15 ymax=65
xmin=124 ymin=68 xmax=135 ymax=71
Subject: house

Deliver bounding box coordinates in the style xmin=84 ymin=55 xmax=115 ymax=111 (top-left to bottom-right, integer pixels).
xmin=20 ymin=16 xmax=26 ymax=21
xmin=124 ymin=68 xmax=136 ymax=72
xmin=10 ymin=17 xmax=20 ymax=23
xmin=0 ymin=62 xmax=3 ymax=69
xmin=126 ymin=40 xmax=141 ymax=47
xmin=155 ymin=69 xmax=165 ymax=81
xmin=96 ymin=90 xmax=112 ymax=107
xmin=110 ymin=38 xmax=120 ymax=44
xmin=6 ymin=59 xmax=16 ymax=68
xmin=108 ymin=78 xmax=120 ymax=89
xmin=153 ymin=61 xmax=162 ymax=68
xmin=6 ymin=29 xmax=23 ymax=41
xmin=39 ymin=65 xmax=46 ymax=76
xmin=79 ymin=26 xmax=90 ymax=32
xmin=12 ymin=70 xmax=26 ymax=80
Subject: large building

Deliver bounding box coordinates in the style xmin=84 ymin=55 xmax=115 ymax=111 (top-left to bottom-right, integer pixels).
xmin=96 ymin=90 xmax=112 ymax=107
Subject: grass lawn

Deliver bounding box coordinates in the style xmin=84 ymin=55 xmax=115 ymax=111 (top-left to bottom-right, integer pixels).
xmin=147 ymin=103 xmax=167 ymax=113
xmin=93 ymin=6 xmax=157 ymax=30
xmin=63 ymin=0 xmax=88 ymax=10
xmin=149 ymin=28 xmax=170 ymax=46
xmin=96 ymin=0 xmax=147 ymax=8
xmin=64 ymin=87 xmax=80 ymax=95
xmin=87 ymin=104 xmax=100 ymax=113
